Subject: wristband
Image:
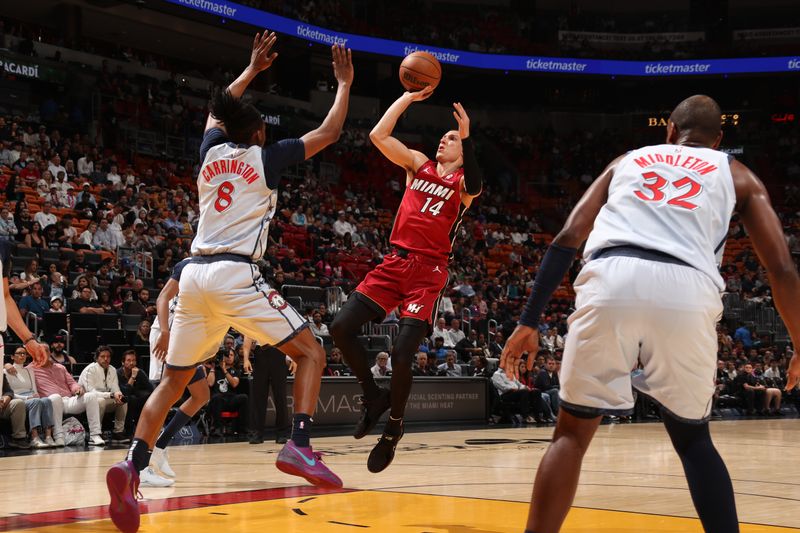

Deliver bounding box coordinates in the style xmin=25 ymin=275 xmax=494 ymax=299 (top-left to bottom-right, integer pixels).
xmin=519 ymin=243 xmax=578 ymax=328
xmin=23 ymin=336 xmax=36 ymax=345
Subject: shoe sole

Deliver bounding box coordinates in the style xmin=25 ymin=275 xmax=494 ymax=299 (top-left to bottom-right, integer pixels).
xmin=275 ymin=459 xmax=342 ymax=489
xmin=106 ymin=464 xmax=140 ymax=533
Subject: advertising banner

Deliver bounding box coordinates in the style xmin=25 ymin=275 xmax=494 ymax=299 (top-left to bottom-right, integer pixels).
xmin=166 ymin=0 xmax=800 ymax=77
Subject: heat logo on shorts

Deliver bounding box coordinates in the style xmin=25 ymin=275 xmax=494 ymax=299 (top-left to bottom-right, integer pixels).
xmin=267 ymin=290 xmax=288 ymax=311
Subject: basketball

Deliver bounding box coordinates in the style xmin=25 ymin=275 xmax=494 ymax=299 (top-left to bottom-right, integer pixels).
xmin=399 ymin=51 xmax=442 ymax=91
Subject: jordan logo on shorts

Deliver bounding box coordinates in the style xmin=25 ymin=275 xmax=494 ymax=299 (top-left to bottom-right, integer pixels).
xmin=407 ymin=303 xmax=424 ymax=314
xmin=433 ymin=266 xmax=442 ymax=273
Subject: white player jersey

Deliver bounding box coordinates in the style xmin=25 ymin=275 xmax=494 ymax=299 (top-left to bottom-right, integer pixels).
xmin=192 ymin=142 xmax=277 ymax=260
xmin=584 ymin=144 xmax=735 ymax=290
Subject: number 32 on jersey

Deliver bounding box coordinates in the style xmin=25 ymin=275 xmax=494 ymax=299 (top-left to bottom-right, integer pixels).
xmin=634 ymin=171 xmax=703 ymax=211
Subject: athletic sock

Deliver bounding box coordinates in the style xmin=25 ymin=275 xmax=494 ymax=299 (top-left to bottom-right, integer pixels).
xmin=291 ymin=414 xmax=313 ymax=448
xmin=385 ymin=415 xmax=403 ymax=437
xmin=155 ymin=409 xmax=192 ymax=449
xmin=127 ymin=439 xmax=151 ymax=472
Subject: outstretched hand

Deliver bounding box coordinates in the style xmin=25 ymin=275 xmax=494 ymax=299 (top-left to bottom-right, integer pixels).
xmin=405 ymin=85 xmax=434 ymax=102
xmin=452 ymin=102 xmax=470 ymax=139
xmin=26 ymin=341 xmax=48 ymax=368
xmin=332 ymin=44 xmax=354 ymax=85
xmin=499 ymin=325 xmax=540 ymax=380
xmin=249 ymin=30 xmax=278 ymax=72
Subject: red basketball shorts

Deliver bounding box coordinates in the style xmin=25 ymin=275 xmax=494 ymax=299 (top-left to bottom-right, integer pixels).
xmin=355 ymin=251 xmax=449 ymax=324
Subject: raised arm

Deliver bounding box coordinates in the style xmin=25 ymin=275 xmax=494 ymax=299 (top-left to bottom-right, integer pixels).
xmin=732 ymin=160 xmax=800 ymax=390
xmin=300 ymin=45 xmax=353 ymax=159
xmin=205 ymin=31 xmax=278 ymax=133
xmin=369 ymin=88 xmax=432 ymax=174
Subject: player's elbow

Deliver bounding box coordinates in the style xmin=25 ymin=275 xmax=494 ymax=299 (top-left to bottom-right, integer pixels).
xmin=368 ymin=129 xmax=385 ymax=144
xmin=552 ymin=227 xmax=585 ymax=249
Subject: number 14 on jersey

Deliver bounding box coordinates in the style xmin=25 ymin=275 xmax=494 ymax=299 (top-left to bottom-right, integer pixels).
xmin=420 ymin=197 xmax=445 ymax=216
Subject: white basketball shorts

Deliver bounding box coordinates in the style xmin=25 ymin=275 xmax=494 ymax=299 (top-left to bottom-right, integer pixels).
xmin=166 ymin=259 xmax=308 ymax=369
xmin=559 ymin=255 xmax=722 ymax=423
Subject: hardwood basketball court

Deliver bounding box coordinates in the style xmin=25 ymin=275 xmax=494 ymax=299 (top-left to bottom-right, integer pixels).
xmin=1 ymin=419 xmax=798 ymax=532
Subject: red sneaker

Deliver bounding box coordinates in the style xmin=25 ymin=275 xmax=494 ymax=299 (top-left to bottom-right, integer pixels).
xmin=106 ymin=460 xmax=141 ymax=533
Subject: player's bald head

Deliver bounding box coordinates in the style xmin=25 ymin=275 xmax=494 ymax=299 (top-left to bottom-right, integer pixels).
xmin=668 ymin=95 xmax=722 ymax=146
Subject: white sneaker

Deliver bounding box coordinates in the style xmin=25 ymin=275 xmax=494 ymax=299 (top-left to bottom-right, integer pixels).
xmin=53 ymin=436 xmax=65 ymax=447
xmin=45 ymin=436 xmax=57 ymax=447
xmin=89 ymin=435 xmax=106 ymax=446
xmin=31 ymin=437 xmax=49 ymax=449
xmin=152 ymin=447 xmax=176 ymax=478
xmin=139 ymin=466 xmax=175 ymax=487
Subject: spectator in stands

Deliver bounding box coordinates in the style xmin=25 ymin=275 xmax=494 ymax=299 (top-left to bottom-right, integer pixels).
xmin=93 ymin=218 xmax=119 ymax=251
xmin=77 ymin=221 xmax=99 ymax=249
xmin=5 ymin=347 xmax=57 ymax=448
xmin=447 ymin=318 xmax=466 ymax=347
xmin=133 ymin=320 xmax=151 ymax=345
xmin=126 ymin=289 xmax=156 ymax=321
xmin=207 ymin=349 xmax=248 ymax=437
xmin=541 ymin=327 xmax=564 ymax=352
xmin=49 ymin=295 xmax=65 ymax=313
xmin=117 ymin=350 xmax=153 ymax=433
xmin=18 ymin=281 xmax=48 ymax=320
xmin=455 ymin=329 xmax=483 ymax=362
xmin=77 ymin=152 xmax=94 ymax=177
xmin=0 ymin=373 xmax=30 ymax=448
xmin=430 ymin=336 xmax=448 ymax=361
xmin=736 ymin=363 xmax=768 ymax=415
xmin=30 ymin=354 xmax=90 ymax=444
xmin=763 ymin=358 xmax=785 ymax=384
xmin=49 ymin=336 xmax=76 ymax=373
xmin=69 ymin=286 xmax=104 ymax=314
xmin=470 ymin=355 xmax=490 ymax=377
xmin=34 ymin=201 xmax=57 ymax=229
xmin=333 ymin=211 xmax=354 ymax=237
xmin=0 ymin=206 xmax=18 ymax=240
xmin=490 ymin=367 xmax=539 ymax=424
xmin=431 ymin=317 xmax=449 ymax=345
xmin=535 ymin=356 xmax=560 ymax=416
xmin=78 ymin=346 xmax=129 ymax=444
xmin=437 ymin=351 xmax=463 ymax=377
xmin=309 ymin=311 xmax=330 ymax=337
xmin=412 ymin=352 xmax=435 ymax=376
xmin=488 ymin=332 xmax=505 ymax=358
xmin=734 ymin=325 xmax=753 ymax=349
xmin=48 ymin=154 xmax=65 ymax=179
xmin=371 ymin=352 xmax=391 ymax=378
xmin=23 ymin=221 xmax=44 ymax=248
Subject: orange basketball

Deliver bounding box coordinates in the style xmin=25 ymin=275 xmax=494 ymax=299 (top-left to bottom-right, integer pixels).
xmin=399 ymin=52 xmax=442 ymax=91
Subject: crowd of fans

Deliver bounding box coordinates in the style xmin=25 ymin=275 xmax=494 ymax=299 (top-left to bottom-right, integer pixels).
xmin=1 ymin=11 xmax=800 ymax=447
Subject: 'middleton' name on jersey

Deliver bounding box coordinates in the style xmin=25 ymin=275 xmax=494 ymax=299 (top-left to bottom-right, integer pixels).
xmin=632 ymin=152 xmax=718 ymax=175
xmin=200 ymin=158 xmax=261 ymax=184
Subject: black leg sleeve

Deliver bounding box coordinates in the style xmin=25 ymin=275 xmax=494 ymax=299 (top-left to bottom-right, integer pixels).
xmin=388 ymin=319 xmax=429 ymax=419
xmin=662 ymin=409 xmax=739 ymax=533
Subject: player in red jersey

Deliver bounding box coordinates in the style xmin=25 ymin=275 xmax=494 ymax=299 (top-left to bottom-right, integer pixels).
xmin=331 ymin=86 xmax=483 ymax=473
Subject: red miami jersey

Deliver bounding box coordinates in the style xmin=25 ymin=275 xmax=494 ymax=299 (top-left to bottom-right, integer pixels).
xmin=389 ymin=160 xmax=467 ymax=261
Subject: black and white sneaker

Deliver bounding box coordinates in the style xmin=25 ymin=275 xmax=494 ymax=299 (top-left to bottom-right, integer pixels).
xmin=367 ymin=423 xmax=404 ymax=473
xmin=354 ymin=387 xmax=391 ymax=439
xmin=111 ymin=433 xmax=131 ymax=445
